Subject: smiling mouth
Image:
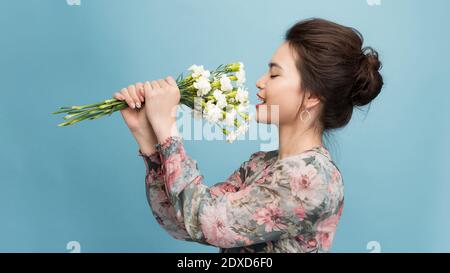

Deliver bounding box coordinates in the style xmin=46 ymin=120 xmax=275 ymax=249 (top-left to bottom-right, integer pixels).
xmin=256 ymin=94 xmax=266 ymax=105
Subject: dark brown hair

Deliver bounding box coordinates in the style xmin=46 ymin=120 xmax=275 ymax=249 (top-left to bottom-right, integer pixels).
xmin=285 ymin=18 xmax=383 ymax=131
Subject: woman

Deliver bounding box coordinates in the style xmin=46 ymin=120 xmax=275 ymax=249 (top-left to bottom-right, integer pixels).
xmin=113 ymin=18 xmax=383 ymax=253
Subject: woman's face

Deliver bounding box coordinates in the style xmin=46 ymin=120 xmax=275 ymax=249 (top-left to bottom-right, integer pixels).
xmin=255 ymin=42 xmax=305 ymax=125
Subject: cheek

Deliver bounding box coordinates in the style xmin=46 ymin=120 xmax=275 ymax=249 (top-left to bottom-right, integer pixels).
xmin=257 ymin=96 xmax=299 ymax=125
xmin=256 ymin=103 xmax=296 ymax=125
xmin=268 ymin=81 xmax=301 ymax=120
xmin=277 ymin=99 xmax=300 ymax=123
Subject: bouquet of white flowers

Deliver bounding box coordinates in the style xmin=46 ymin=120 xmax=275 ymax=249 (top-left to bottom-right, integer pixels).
xmin=52 ymin=62 xmax=251 ymax=143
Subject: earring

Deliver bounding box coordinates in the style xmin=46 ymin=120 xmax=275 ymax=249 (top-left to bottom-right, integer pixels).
xmin=300 ymin=109 xmax=311 ymax=122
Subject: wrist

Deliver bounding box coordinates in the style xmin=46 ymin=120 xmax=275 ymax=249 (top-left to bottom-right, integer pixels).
xmin=151 ymin=118 xmax=179 ymax=144
xmin=133 ymin=129 xmax=158 ymax=155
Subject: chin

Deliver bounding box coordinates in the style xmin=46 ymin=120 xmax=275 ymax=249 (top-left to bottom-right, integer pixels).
xmin=256 ymin=112 xmax=274 ymax=124
xmin=256 ymin=105 xmax=279 ymax=125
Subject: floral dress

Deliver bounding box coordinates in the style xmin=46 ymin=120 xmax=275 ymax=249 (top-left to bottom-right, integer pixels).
xmin=138 ymin=135 xmax=344 ymax=253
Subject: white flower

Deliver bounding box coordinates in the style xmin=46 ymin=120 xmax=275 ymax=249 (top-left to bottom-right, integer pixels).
xmin=235 ymin=87 xmax=249 ymax=103
xmin=235 ymin=69 xmax=246 ymax=87
xmin=224 ymin=108 xmax=237 ymax=127
xmin=225 ymin=131 xmax=237 ymax=143
xmin=194 ymin=76 xmax=212 ymax=96
xmin=192 ymin=98 xmax=204 ymax=120
xmin=236 ymin=123 xmax=248 ymax=136
xmin=201 ymin=70 xmax=211 ymax=78
xmin=219 ymin=74 xmax=233 ymax=92
xmin=204 ymin=101 xmax=223 ymax=123
xmin=213 ymin=89 xmax=227 ymax=109
xmin=237 ymin=101 xmax=249 ymax=113
xmin=188 ymin=64 xmax=202 ymax=76
xmin=189 ymin=64 xmax=211 ymax=79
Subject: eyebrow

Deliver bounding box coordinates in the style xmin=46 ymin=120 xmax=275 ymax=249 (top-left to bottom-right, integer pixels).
xmin=268 ymin=62 xmax=283 ymax=70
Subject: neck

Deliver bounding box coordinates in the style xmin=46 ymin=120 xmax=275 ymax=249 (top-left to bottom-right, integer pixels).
xmin=277 ymin=121 xmax=323 ymax=160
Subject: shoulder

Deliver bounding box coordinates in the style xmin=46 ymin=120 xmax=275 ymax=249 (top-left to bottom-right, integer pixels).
xmin=273 ymin=149 xmax=344 ymax=189
xmin=241 ymin=150 xmax=278 ymax=176
xmin=248 ymin=150 xmax=278 ymax=161
xmin=245 ymin=150 xmax=279 ymax=170
xmin=272 ymin=151 xmax=344 ymax=212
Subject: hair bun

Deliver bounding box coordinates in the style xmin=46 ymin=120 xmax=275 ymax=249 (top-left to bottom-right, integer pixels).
xmin=351 ymin=46 xmax=384 ymax=106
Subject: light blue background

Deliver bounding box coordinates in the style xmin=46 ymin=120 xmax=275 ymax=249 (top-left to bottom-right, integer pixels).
xmin=1 ymin=0 xmax=449 ymax=252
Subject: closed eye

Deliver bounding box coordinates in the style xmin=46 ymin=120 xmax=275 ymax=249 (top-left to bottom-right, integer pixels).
xmin=270 ymin=75 xmax=279 ymax=79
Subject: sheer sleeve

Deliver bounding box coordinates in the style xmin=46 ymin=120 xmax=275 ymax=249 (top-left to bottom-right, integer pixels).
xmin=153 ymin=135 xmax=336 ymax=249
xmin=138 ymin=149 xmax=192 ymax=240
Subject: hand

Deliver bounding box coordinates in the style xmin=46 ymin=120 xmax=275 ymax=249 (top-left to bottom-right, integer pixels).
xmin=144 ymin=76 xmax=181 ymax=142
xmin=113 ymin=82 xmax=149 ymax=133
xmin=113 ymin=83 xmax=158 ymax=155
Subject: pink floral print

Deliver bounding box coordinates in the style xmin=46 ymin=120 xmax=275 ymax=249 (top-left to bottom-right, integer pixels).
xmin=138 ymin=135 xmax=344 ymax=253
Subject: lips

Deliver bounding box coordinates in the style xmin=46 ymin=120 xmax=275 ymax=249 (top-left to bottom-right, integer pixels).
xmin=256 ymin=94 xmax=266 ymax=109
xmin=256 ymin=94 xmax=266 ymax=107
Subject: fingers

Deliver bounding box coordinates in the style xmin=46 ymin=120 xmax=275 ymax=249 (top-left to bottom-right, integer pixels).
xmin=146 ymin=77 xmax=174 ymax=92
xmin=116 ymin=79 xmax=165 ymax=110
xmin=113 ymin=92 xmax=125 ymax=101
xmin=135 ymin=82 xmax=145 ymax=102
xmin=150 ymin=80 xmax=160 ymax=90
xmin=144 ymin=81 xmax=152 ymax=96
xmin=127 ymin=85 xmax=142 ymax=109
xmin=166 ymin=76 xmax=177 ymax=87
xmin=157 ymin=79 xmax=169 ymax=88
xmin=141 ymin=77 xmax=174 ymax=99
xmin=121 ymin=88 xmax=135 ymax=109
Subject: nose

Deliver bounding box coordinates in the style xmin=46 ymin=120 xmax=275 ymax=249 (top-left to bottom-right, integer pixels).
xmin=256 ymin=76 xmax=266 ymax=90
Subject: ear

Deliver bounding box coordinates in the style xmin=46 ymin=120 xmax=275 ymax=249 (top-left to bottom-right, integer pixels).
xmin=305 ymin=92 xmax=322 ymax=108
